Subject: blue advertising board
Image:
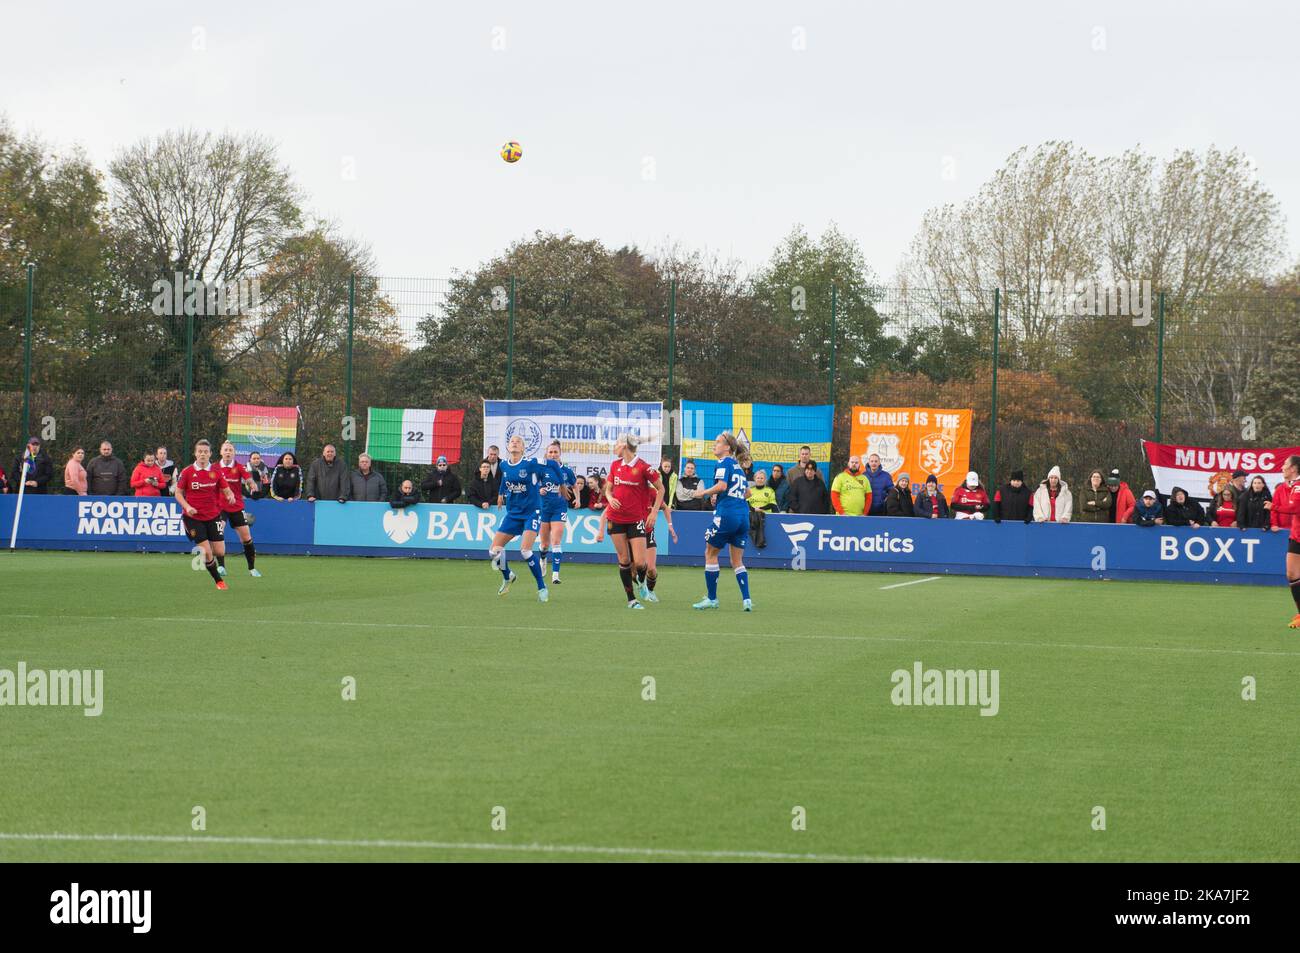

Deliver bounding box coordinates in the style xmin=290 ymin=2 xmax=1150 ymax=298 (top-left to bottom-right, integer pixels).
xmin=0 ymin=495 xmax=314 ymax=554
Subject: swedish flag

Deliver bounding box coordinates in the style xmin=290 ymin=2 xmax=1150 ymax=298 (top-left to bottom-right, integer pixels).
xmin=680 ymin=401 xmax=833 ymax=480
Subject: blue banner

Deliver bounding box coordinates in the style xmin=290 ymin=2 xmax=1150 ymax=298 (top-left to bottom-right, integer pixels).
xmin=312 ymin=502 xmax=673 ymax=557
xmin=662 ymin=511 xmax=1284 ymax=584
xmin=680 ymin=401 xmax=833 ymax=481
xmin=0 ymin=495 xmax=315 ymax=553
xmin=483 ymin=398 xmax=664 ymax=478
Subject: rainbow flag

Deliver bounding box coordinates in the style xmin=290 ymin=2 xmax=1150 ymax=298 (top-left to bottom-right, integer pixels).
xmin=226 ymin=404 xmax=299 ymax=466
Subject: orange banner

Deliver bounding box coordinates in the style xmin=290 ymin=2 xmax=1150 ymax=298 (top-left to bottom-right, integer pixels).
xmin=848 ymin=407 xmax=972 ymax=491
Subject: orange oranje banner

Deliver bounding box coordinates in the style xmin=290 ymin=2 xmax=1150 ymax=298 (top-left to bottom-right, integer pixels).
xmin=848 ymin=406 xmax=972 ymax=492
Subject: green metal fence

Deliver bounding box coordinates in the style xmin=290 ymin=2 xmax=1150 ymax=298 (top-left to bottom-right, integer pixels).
xmin=4 ymin=269 xmax=1297 ymax=495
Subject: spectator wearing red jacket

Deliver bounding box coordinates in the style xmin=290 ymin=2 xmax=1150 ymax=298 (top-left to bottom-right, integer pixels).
xmin=1270 ymin=474 xmax=1298 ymax=534
xmin=950 ymin=471 xmax=991 ymax=520
xmin=130 ymin=451 xmax=166 ymax=496
xmin=1106 ymin=468 xmax=1136 ymax=525
xmin=1266 ymin=455 xmax=1300 ymax=628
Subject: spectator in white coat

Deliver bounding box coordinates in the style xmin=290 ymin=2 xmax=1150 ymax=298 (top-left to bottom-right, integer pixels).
xmin=1032 ymin=465 xmax=1073 ymax=523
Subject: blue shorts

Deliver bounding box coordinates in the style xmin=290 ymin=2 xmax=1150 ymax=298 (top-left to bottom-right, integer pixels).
xmin=704 ymin=510 xmax=749 ymax=551
xmin=539 ymin=506 xmax=568 ymax=525
xmin=499 ymin=510 xmax=541 ymax=537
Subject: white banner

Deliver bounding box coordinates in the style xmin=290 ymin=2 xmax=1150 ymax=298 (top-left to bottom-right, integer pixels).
xmin=1142 ymin=439 xmax=1299 ymax=503
xmin=483 ymin=399 xmax=663 ymax=478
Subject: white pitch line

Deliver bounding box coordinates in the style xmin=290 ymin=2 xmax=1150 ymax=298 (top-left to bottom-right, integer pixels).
xmin=0 ymin=832 xmax=965 ymax=863
xmin=12 ymin=613 xmax=1299 ymax=659
xmin=880 ymin=576 xmax=943 ymax=590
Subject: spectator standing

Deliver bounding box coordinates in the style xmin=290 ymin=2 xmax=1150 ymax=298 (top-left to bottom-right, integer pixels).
xmin=466 ymin=460 xmax=498 ymax=509
xmin=63 ymin=447 xmax=87 ymax=496
xmin=86 ymin=441 xmax=129 ymax=495
xmin=12 ymin=437 xmax=53 ymax=494
xmin=130 ymin=450 xmax=166 ymax=497
xmin=863 ymin=453 xmax=894 ymax=516
xmin=349 ymin=453 xmax=389 ymax=502
xmin=916 ymin=474 xmax=949 ymax=519
xmin=831 ymin=455 xmax=871 ymax=516
xmin=885 ymin=473 xmax=916 ymax=517
xmin=1076 ymin=469 xmax=1113 ymax=524
xmin=245 ymin=452 xmax=271 ymax=500
xmin=1131 ymin=490 xmax=1164 ymax=526
xmin=783 ymin=446 xmax=816 ymax=509
xmin=950 ymin=471 xmax=991 ymax=519
xmin=748 ymin=469 xmax=778 ymax=549
xmin=1106 ymin=468 xmax=1136 ymax=525
xmin=1033 ymin=466 xmax=1073 ymax=523
xmin=390 ymin=479 xmax=421 ymax=509
xmin=270 ymin=452 xmax=303 ymax=501
xmin=1212 ymin=470 xmax=1248 ymax=517
xmin=155 ymin=446 xmax=177 ymax=494
xmin=421 ymin=454 xmax=462 ymax=504
xmin=770 ymin=464 xmax=788 ymax=512
xmin=1237 ymin=476 xmax=1272 ymax=530
xmin=1213 ymin=486 xmax=1237 ymax=528
xmin=674 ymin=461 xmax=706 ymax=511
xmin=1163 ymin=487 xmax=1206 ymax=527
xmin=659 ymin=458 xmax=678 ymax=509
xmin=589 ymin=475 xmax=608 ymax=513
xmin=305 ymin=444 xmax=350 ymax=502
xmin=485 ymin=445 xmax=501 ymax=481
xmin=788 ymin=461 xmax=830 ymax=514
xmin=992 ymin=470 xmax=1032 ymax=524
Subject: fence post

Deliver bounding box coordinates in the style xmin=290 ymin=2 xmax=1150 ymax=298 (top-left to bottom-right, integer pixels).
xmin=1154 ymin=291 xmax=1165 ymax=442
xmin=828 ymin=284 xmax=838 ymax=407
xmin=666 ymin=280 xmax=676 ymax=450
xmin=989 ymin=288 xmax=1000 ymax=482
xmin=182 ymin=304 xmax=194 ymax=457
xmin=21 ymin=263 xmax=33 ymax=445
xmin=506 ymin=275 xmax=516 ymax=400
xmin=345 ymin=274 xmax=356 ymax=465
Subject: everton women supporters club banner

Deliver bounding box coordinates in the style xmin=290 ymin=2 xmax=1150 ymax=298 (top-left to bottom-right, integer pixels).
xmin=1142 ymin=439 xmax=1300 ymax=503
xmin=679 ymin=401 xmax=834 ymax=480
xmin=483 ymin=399 xmax=663 ymax=477
xmin=226 ymin=403 xmax=298 ymax=466
xmin=366 ymin=408 xmax=466 ymax=464
xmin=849 ymin=406 xmax=972 ymax=490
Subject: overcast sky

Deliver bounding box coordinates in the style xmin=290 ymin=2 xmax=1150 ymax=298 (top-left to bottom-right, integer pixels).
xmin=4 ymin=0 xmax=1297 ymax=282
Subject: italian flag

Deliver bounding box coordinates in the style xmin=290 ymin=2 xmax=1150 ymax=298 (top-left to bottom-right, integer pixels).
xmin=365 ymin=408 xmax=465 ymax=464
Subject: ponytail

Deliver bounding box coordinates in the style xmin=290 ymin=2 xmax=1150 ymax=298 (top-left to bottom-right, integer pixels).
xmin=719 ymin=431 xmax=752 ymax=467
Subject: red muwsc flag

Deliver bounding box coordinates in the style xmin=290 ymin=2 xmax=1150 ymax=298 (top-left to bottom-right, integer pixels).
xmin=365 ymin=408 xmax=465 ymax=464
xmin=1142 ymin=439 xmax=1300 ymax=503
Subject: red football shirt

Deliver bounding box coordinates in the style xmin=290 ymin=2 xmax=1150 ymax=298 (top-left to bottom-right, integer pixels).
xmin=1271 ymin=480 xmax=1300 ymax=541
xmin=216 ymin=460 xmax=250 ymax=511
xmin=179 ymin=463 xmax=231 ymax=521
xmin=606 ymin=457 xmax=660 ymax=524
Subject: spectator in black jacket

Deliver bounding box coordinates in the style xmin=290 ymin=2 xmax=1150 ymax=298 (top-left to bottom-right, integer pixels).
xmin=270 ymin=452 xmax=303 ymax=501
xmin=466 ymin=460 xmax=498 ymax=509
xmin=1131 ymin=489 xmax=1164 ymax=526
xmin=12 ymin=437 xmax=54 ymax=494
xmin=885 ymin=473 xmax=916 ymax=516
xmin=86 ymin=441 xmax=129 ymax=495
xmin=673 ymin=460 xmax=708 ymax=511
xmin=1236 ymin=475 xmax=1272 ymax=530
xmin=245 ymin=452 xmax=271 ymax=500
xmin=348 ymin=453 xmax=389 ymax=501
xmin=992 ymin=470 xmax=1032 ymax=524
xmin=390 ymin=479 xmax=421 ymax=509
xmin=1163 ymin=486 xmax=1205 ymax=527
xmin=305 ymin=444 xmax=350 ymax=502
xmin=421 ymin=454 xmax=462 ymax=504
xmin=787 ymin=461 xmax=830 ymax=514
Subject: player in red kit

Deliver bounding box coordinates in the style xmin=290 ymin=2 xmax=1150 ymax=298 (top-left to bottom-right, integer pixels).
xmin=217 ymin=440 xmax=262 ymax=578
xmin=596 ymin=433 xmax=664 ymax=609
xmin=1264 ymin=454 xmax=1300 ymax=628
xmin=174 ymin=439 xmax=238 ymax=590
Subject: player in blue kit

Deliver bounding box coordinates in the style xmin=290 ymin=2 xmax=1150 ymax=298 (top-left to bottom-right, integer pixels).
xmin=692 ymin=432 xmax=755 ymax=611
xmin=488 ymin=434 xmax=550 ymax=602
xmin=536 ymin=440 xmax=576 ymax=585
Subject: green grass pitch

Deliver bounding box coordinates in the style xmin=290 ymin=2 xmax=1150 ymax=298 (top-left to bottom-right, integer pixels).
xmin=1 ymin=550 xmax=1297 ymax=862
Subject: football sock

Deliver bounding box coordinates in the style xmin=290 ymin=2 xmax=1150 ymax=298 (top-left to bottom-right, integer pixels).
xmin=1290 ymin=578 xmax=1300 ymax=612
xmin=619 ymin=564 xmax=636 ymax=600
xmin=636 ymin=566 xmax=647 ymax=584
xmin=243 ymin=541 xmax=256 ymax=570
xmin=735 ymin=565 xmax=750 ymax=600
xmin=205 ymin=559 xmax=222 ymax=583
xmin=705 ymin=564 xmax=719 ymax=600
xmin=647 ymin=569 xmax=657 ymax=591
xmin=522 ymin=549 xmax=545 ymax=590
xmin=551 ymin=546 xmax=562 ymax=575
xmin=216 ymin=554 xmax=225 ymax=569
